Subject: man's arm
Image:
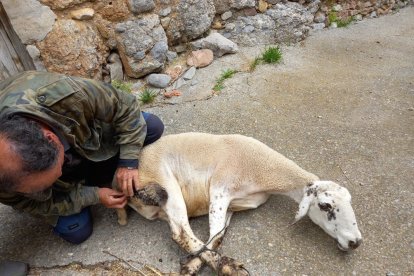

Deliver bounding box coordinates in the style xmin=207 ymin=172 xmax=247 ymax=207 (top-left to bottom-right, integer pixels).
xmin=70 ymin=77 xmax=146 ymax=195
xmin=0 ymin=180 xmax=126 ymax=221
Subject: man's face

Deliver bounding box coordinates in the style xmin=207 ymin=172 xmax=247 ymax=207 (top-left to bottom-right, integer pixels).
xmin=0 ymin=128 xmax=65 ymax=194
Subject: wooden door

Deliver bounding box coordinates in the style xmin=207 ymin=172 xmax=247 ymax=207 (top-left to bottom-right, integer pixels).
xmin=0 ymin=2 xmax=34 ymax=81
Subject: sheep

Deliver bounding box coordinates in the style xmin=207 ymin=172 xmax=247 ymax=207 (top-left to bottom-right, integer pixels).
xmin=116 ymin=132 xmax=363 ymax=275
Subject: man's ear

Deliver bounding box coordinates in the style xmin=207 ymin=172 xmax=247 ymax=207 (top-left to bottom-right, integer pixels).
xmin=294 ymin=184 xmax=317 ymax=223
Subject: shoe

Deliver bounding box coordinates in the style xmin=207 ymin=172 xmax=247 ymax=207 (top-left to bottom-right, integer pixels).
xmin=0 ymin=260 xmax=28 ymax=276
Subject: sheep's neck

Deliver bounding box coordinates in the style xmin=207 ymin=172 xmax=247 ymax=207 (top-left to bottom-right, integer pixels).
xmin=284 ymin=187 xmax=306 ymax=204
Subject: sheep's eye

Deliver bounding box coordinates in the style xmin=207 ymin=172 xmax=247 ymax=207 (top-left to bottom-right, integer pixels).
xmin=318 ymin=203 xmax=332 ymax=211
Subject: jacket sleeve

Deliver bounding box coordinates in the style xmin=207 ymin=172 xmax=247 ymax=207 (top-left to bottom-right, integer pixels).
xmin=0 ymin=180 xmax=100 ymax=222
xmin=69 ymin=76 xmax=147 ymax=162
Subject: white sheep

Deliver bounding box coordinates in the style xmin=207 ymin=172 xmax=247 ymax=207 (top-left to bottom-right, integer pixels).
xmin=116 ymin=133 xmax=362 ymax=275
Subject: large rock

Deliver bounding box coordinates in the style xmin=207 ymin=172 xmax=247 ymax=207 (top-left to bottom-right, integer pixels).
xmin=191 ymin=33 xmax=238 ymax=57
xmin=128 ymin=0 xmax=155 ymax=14
xmin=37 ymin=19 xmax=108 ymax=79
xmin=213 ymin=0 xmax=256 ymax=14
xmin=220 ymin=14 xmax=276 ymax=46
xmin=39 ymin=0 xmax=89 ymax=10
xmin=219 ymin=2 xmax=314 ymax=46
xmin=94 ymin=0 xmax=131 ymax=21
xmin=115 ymin=14 xmax=169 ymax=78
xmin=164 ymin=0 xmax=215 ymax=45
xmin=187 ymin=49 xmax=214 ymax=68
xmin=267 ymin=2 xmax=314 ymax=43
xmin=1 ymin=0 xmax=56 ymax=44
xmin=146 ymin=73 xmax=171 ymax=88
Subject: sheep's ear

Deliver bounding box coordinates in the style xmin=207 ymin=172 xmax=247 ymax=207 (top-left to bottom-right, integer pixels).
xmin=294 ymin=190 xmax=314 ymax=223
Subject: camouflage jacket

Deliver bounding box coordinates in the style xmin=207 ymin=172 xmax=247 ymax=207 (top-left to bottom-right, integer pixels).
xmin=0 ymin=71 xmax=147 ymax=225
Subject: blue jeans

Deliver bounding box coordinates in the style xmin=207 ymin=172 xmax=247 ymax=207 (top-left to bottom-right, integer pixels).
xmin=53 ymin=112 xmax=164 ymax=244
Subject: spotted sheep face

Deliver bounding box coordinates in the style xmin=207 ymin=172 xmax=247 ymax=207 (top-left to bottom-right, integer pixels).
xmin=295 ymin=181 xmax=363 ymax=251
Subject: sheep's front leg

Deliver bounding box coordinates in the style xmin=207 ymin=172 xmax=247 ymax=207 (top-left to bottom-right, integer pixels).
xmin=162 ymin=190 xmax=225 ymax=275
xmin=181 ymin=189 xmax=248 ymax=276
xmin=116 ymin=208 xmax=128 ymax=226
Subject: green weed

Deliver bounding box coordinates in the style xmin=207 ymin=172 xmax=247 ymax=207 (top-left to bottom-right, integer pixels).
xmin=328 ymin=11 xmax=353 ymax=28
xmin=138 ymin=88 xmax=158 ymax=104
xmin=213 ymin=69 xmax=238 ymax=91
xmin=261 ymin=46 xmax=282 ymax=64
xmin=111 ymin=80 xmax=133 ymax=93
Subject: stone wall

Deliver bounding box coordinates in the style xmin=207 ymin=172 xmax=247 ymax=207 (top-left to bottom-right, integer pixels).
xmin=2 ymin=0 xmax=412 ymax=81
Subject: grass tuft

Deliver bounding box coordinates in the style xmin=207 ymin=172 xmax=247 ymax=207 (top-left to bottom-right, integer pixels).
xmin=261 ymin=46 xmax=282 ymax=64
xmin=138 ymin=88 xmax=158 ymax=104
xmin=111 ymin=80 xmax=133 ymax=93
xmin=249 ymin=57 xmax=261 ymax=72
xmin=213 ymin=69 xmax=238 ymax=92
xmin=328 ymin=11 xmax=353 ymax=28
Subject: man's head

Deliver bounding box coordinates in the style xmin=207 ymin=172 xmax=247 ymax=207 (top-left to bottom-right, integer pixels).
xmin=0 ymin=114 xmax=65 ymax=194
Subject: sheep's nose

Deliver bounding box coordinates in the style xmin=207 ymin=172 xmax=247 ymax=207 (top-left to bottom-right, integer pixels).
xmin=349 ymin=238 xmax=362 ymax=249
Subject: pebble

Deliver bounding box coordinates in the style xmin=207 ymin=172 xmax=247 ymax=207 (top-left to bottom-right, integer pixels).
xmin=314 ymin=11 xmax=326 ymax=23
xmin=182 ymin=66 xmax=196 ymax=80
xmin=68 ymin=253 xmax=74 ymax=256
xmin=332 ymin=4 xmax=342 ymax=11
xmin=147 ymin=74 xmax=172 ymax=88
xmin=312 ymin=23 xmax=326 ymax=31
xmin=370 ymin=11 xmax=377 ymax=18
xmin=330 ymin=22 xmax=338 ymax=28
xmin=221 ymin=11 xmax=232 ymax=21
xmin=186 ymin=49 xmax=214 ymax=68
xmin=354 ymin=14 xmax=363 ymax=21
xmin=159 ymin=7 xmax=171 ymax=17
xmin=70 ymin=8 xmax=94 ymax=20
xmin=166 ymin=51 xmax=178 ymax=62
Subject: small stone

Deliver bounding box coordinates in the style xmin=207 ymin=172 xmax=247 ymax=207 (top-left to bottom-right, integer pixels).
xmin=243 ymin=25 xmax=255 ymax=33
xmin=314 ymin=11 xmax=326 ymax=23
xmin=386 ymin=273 xmax=395 ymax=276
xmin=222 ymin=11 xmax=233 ymax=21
xmin=187 ymin=49 xmax=214 ymax=68
xmin=160 ymin=17 xmax=171 ymax=28
xmin=330 ymin=22 xmax=338 ymax=28
xmin=225 ymin=23 xmax=236 ymax=31
xmin=354 ymin=14 xmax=363 ymax=21
xmin=70 ymin=8 xmax=95 ymax=20
xmin=408 ymin=107 xmax=414 ymax=111
xmin=212 ymin=20 xmax=224 ymax=30
xmin=165 ymin=65 xmax=183 ymax=80
xmin=147 ymin=74 xmax=172 ymax=88
xmin=312 ymin=23 xmax=325 ymax=30
xmin=370 ymin=11 xmax=377 ymax=18
xmin=68 ymin=253 xmax=74 ymax=256
xmin=159 ymin=7 xmax=171 ymax=17
xmin=332 ymin=4 xmax=342 ymax=11
xmin=258 ymin=0 xmax=269 ymax=13
xmin=115 ymin=26 xmax=126 ymax=33
xmin=166 ymin=51 xmax=178 ymax=62
xmin=163 ymin=89 xmax=181 ymax=98
xmin=173 ymin=77 xmax=187 ymax=89
xmin=244 ymin=7 xmax=257 ymax=16
xmin=173 ymin=45 xmax=187 ymax=53
xmin=182 ymin=66 xmax=196 ymax=80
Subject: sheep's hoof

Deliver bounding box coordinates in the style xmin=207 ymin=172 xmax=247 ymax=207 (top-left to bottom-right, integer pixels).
xmin=117 ymin=218 xmax=127 ymax=226
xmin=218 ymin=256 xmax=249 ymax=276
xmin=179 ymin=263 xmax=198 ymax=276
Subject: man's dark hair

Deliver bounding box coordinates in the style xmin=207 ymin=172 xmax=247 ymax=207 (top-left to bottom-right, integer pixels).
xmin=0 ymin=114 xmax=59 ymax=192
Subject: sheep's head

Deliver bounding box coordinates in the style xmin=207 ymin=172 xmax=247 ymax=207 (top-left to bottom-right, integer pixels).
xmin=294 ymin=181 xmax=362 ymax=251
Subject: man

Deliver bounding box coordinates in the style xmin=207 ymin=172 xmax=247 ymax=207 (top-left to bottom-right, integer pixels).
xmin=0 ymin=71 xmax=164 ymax=246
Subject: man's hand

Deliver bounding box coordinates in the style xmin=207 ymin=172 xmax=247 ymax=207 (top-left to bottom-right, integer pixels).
xmin=116 ymin=167 xmax=140 ymax=197
xmin=98 ymin=188 xmax=127 ymax=208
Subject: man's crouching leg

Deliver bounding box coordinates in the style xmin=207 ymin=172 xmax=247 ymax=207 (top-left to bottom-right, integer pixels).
xmin=53 ymin=207 xmax=93 ymax=244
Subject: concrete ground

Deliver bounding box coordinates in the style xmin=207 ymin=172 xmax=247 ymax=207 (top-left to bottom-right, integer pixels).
xmin=1 ymin=7 xmax=413 ymax=276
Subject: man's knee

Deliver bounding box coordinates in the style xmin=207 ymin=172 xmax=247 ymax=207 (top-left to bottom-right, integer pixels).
xmin=142 ymin=112 xmax=164 ymax=146
xmin=53 ymin=207 xmax=93 ymax=244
